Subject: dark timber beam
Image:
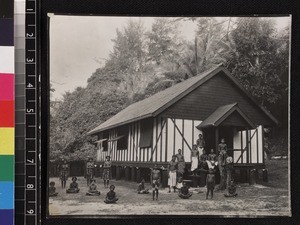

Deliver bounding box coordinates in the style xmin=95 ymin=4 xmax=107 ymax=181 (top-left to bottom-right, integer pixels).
xmin=171 ymin=118 xmax=192 ymax=151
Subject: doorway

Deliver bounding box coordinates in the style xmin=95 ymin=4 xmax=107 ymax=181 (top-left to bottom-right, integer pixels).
xmin=202 ymin=126 xmax=233 ymax=156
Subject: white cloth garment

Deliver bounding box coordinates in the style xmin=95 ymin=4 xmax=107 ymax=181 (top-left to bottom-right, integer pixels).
xmin=191 ymin=156 xmax=199 ymax=171
xmin=168 ymin=171 xmax=177 ymax=187
xmin=176 ymin=182 xmax=183 ymax=189
xmin=206 ymin=160 xmax=218 ymax=169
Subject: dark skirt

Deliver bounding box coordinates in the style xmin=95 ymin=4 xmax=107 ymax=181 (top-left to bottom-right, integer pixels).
xmin=104 ymin=197 xmax=118 ymax=204
xmin=60 ymin=172 xmax=68 ymax=181
xmin=66 ymin=188 xmax=80 ymax=193
xmin=86 ymin=191 xmax=100 ymax=196
xmin=178 ymin=162 xmax=185 ymax=174
xmin=103 ymin=168 xmax=111 ymax=180
xmin=178 ymin=192 xmax=192 ymax=199
xmin=207 ymin=182 xmax=215 ymax=190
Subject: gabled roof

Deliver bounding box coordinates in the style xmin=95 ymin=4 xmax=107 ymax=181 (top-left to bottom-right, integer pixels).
xmin=88 ymin=64 xmax=278 ymax=135
xmin=196 ymin=103 xmax=256 ymax=129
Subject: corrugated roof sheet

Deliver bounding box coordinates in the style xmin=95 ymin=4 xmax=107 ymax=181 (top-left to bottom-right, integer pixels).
xmin=89 ymin=65 xmax=223 ymax=134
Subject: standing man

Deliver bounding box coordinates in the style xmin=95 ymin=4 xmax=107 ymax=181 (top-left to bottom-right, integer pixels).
xmin=176 ymin=149 xmax=185 ymax=180
xmin=199 ymin=148 xmax=208 ymax=166
xmin=102 ymin=155 xmax=112 ymax=188
xmin=59 ymin=159 xmax=69 ymax=189
xmin=196 ymin=134 xmax=205 ymax=153
xmin=168 ymin=155 xmax=178 ymax=193
xmin=86 ymin=157 xmax=95 ymax=186
xmin=190 ymin=144 xmax=199 ymax=175
xmin=150 ymin=165 xmax=161 ymax=200
xmin=218 ymin=138 xmax=227 ymax=154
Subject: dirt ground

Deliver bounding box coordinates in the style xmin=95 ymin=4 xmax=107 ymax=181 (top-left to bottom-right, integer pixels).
xmin=48 ymin=159 xmax=290 ymax=216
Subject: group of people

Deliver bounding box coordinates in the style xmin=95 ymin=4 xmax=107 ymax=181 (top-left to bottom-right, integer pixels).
xmin=49 ymin=177 xmax=118 ymax=203
xmin=49 ymin=156 xmax=118 ymax=204
xmin=160 ymin=134 xmax=237 ymax=199
xmin=51 ymin=135 xmax=238 ymax=202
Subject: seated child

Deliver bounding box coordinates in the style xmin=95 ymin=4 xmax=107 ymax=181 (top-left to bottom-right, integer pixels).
xmin=176 ymin=176 xmax=183 ymax=190
xmin=137 ymin=178 xmax=149 ymax=194
xmin=104 ymin=185 xmax=118 ymax=204
xmin=206 ymin=169 xmax=215 ymax=199
xmin=49 ymin=181 xmax=58 ymax=197
xmin=224 ymin=180 xmax=238 ymax=197
xmin=178 ymin=182 xmax=192 ymax=199
xmin=66 ymin=176 xmax=80 ymax=193
xmin=86 ymin=179 xmax=101 ymax=196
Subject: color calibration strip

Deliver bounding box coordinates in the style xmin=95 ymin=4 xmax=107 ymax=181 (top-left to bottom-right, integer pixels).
xmin=0 ymin=0 xmax=15 ymax=224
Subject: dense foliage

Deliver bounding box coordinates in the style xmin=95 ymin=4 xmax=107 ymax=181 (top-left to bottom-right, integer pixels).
xmin=50 ymin=17 xmax=289 ymax=161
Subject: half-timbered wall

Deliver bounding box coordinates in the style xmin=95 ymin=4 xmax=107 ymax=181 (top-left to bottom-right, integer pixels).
xmin=233 ymin=125 xmax=264 ymax=164
xmin=96 ymin=118 xmax=203 ymax=163
xmin=146 ymin=118 xmax=202 ymax=163
xmin=97 ymin=120 xmax=264 ymax=165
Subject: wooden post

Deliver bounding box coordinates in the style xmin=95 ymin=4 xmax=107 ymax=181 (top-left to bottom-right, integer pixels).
xmin=215 ymin=127 xmax=219 ymax=152
xmin=131 ymin=167 xmax=136 ymax=182
xmin=125 ymin=167 xmax=131 ymax=181
xmin=161 ymin=169 xmax=168 ymax=188
xmin=136 ymin=168 xmax=141 ymax=183
xmin=249 ymin=169 xmax=257 ymax=185
xmin=246 ymin=128 xmax=249 ymax=164
xmin=116 ymin=166 xmax=121 ymax=180
xmin=262 ymin=125 xmax=265 ymax=164
xmin=262 ymin=168 xmax=268 ymax=182
xmin=240 ymin=169 xmax=248 ymax=183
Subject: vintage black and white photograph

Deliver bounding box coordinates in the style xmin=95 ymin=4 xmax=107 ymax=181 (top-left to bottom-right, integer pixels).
xmin=48 ymin=15 xmax=291 ymax=216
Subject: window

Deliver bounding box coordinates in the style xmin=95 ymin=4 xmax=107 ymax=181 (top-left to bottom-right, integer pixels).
xmin=97 ymin=131 xmax=108 ymax=151
xmin=139 ymin=118 xmax=153 ymax=148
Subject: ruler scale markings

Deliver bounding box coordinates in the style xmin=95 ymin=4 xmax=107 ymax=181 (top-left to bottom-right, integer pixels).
xmin=25 ymin=0 xmax=37 ymax=223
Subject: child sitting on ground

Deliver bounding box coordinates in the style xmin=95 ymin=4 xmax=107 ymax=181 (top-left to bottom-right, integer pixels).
xmin=104 ymin=185 xmax=118 ymax=204
xmin=49 ymin=181 xmax=58 ymax=197
xmin=178 ymin=181 xmax=192 ymax=199
xmin=224 ymin=180 xmax=238 ymax=197
xmin=137 ymin=178 xmax=149 ymax=194
xmin=176 ymin=176 xmax=183 ymax=190
xmin=86 ymin=179 xmax=101 ymax=196
xmin=66 ymin=176 xmax=80 ymax=193
xmin=206 ymin=169 xmax=215 ymax=199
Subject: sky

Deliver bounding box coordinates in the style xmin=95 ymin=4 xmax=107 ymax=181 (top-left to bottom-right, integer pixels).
xmin=49 ymin=15 xmax=291 ymax=100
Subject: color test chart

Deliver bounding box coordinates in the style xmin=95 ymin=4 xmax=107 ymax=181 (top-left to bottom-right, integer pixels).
xmin=0 ymin=0 xmax=15 ymax=224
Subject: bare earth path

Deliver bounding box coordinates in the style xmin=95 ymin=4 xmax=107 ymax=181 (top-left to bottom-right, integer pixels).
xmin=49 ymin=159 xmax=290 ymax=216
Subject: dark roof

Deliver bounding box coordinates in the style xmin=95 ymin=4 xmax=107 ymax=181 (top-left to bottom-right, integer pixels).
xmin=196 ymin=103 xmax=256 ymax=129
xmin=88 ymin=64 xmax=278 ymax=135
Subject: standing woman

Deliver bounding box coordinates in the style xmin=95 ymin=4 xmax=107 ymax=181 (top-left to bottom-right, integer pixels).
xmin=86 ymin=157 xmax=95 ymax=186
xmin=176 ymin=149 xmax=185 ymax=179
xmin=102 ymin=156 xmax=112 ymax=188
xmin=59 ymin=159 xmax=69 ymax=189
